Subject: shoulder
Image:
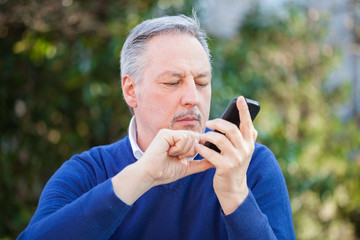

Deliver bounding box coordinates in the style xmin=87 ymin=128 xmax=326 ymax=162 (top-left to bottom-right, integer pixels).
xmin=250 ymin=142 xmax=279 ymax=171
xmin=79 ymin=135 xmax=132 ymax=164
xmin=50 ymin=136 xmax=133 ymax=186
xmin=252 ymin=142 xmax=276 ymax=161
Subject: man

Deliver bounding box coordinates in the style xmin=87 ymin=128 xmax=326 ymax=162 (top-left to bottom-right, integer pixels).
xmin=18 ymin=14 xmax=295 ymax=239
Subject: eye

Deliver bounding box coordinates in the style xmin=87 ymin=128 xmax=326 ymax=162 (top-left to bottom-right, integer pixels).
xmin=195 ymin=75 xmax=210 ymax=88
xmin=196 ymin=82 xmax=209 ymax=88
xmin=165 ymin=82 xmax=179 ymax=86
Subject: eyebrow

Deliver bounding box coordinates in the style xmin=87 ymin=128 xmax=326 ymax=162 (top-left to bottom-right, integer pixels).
xmin=157 ymin=71 xmax=211 ymax=79
xmin=194 ymin=71 xmax=211 ymax=78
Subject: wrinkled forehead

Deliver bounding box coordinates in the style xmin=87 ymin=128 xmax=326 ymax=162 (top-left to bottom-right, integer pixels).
xmin=141 ymin=34 xmax=211 ymax=79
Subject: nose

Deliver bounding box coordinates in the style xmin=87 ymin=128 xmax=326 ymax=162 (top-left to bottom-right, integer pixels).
xmin=181 ymin=78 xmax=199 ymax=107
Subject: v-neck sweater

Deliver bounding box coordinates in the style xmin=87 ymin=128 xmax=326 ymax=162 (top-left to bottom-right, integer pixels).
xmin=18 ymin=136 xmax=295 ymax=239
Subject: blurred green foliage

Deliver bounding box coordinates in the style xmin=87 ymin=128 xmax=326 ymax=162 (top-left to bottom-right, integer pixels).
xmin=1 ymin=0 xmax=359 ymax=239
xmin=210 ymin=5 xmax=360 ymax=239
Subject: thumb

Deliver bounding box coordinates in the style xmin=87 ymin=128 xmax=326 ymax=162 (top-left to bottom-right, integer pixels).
xmin=185 ymin=159 xmax=214 ymax=177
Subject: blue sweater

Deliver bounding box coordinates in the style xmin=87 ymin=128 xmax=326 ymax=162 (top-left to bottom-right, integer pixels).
xmin=18 ymin=136 xmax=295 ymax=239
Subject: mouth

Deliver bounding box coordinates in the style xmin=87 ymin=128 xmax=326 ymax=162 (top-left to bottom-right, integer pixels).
xmin=169 ymin=108 xmax=203 ymax=131
xmin=175 ymin=115 xmax=200 ymax=125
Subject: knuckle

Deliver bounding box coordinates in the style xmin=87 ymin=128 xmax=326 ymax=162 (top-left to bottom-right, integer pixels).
xmin=230 ymin=122 xmax=239 ymax=131
xmin=158 ymin=128 xmax=168 ymax=136
xmin=245 ymin=120 xmax=253 ymax=129
xmin=226 ymin=123 xmax=239 ymax=134
xmin=254 ymin=129 xmax=258 ymax=139
xmin=217 ymin=136 xmax=227 ymax=146
xmin=247 ymin=146 xmax=255 ymax=158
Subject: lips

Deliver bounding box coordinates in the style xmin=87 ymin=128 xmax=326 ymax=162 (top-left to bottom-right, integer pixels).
xmin=169 ymin=108 xmax=203 ymax=130
xmin=175 ymin=115 xmax=199 ymax=122
xmin=174 ymin=115 xmax=201 ymax=128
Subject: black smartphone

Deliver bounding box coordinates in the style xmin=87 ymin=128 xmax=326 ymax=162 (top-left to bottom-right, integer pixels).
xmin=204 ymin=98 xmax=260 ymax=153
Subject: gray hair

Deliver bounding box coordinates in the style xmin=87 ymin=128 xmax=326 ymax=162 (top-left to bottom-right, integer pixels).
xmin=120 ymin=14 xmax=211 ymax=83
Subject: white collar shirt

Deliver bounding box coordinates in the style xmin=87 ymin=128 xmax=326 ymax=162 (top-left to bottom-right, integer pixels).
xmin=128 ymin=116 xmax=144 ymax=160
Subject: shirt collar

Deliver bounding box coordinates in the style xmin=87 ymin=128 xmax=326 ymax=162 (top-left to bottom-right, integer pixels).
xmin=128 ymin=116 xmax=144 ymax=160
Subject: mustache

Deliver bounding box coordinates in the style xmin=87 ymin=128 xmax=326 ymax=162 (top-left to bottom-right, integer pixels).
xmin=169 ymin=107 xmax=203 ymax=129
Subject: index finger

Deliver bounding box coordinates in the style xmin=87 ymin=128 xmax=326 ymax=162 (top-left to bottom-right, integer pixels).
xmin=237 ymin=96 xmax=254 ymax=140
xmin=167 ymin=130 xmax=200 ymax=157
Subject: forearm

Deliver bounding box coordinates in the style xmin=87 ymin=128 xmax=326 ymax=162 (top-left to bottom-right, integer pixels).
xmin=228 ymin=143 xmax=296 ymax=239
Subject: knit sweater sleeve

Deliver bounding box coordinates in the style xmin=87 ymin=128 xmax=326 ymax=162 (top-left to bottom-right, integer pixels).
xmin=17 ymin=150 xmax=132 ymax=240
xmin=222 ymin=143 xmax=296 ymax=239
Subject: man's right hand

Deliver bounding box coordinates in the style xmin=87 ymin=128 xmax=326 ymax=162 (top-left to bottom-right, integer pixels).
xmin=111 ymin=129 xmax=213 ymax=205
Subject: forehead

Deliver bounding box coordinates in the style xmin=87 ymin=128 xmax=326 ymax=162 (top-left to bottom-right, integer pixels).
xmin=143 ymin=33 xmax=211 ymax=75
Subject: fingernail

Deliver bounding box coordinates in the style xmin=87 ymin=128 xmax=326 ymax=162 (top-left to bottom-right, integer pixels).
xmin=240 ymin=96 xmax=246 ymax=105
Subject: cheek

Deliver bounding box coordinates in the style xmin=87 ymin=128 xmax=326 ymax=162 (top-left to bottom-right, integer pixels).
xmin=201 ymin=90 xmax=212 ymax=118
xmin=141 ymin=91 xmax=176 ymax=123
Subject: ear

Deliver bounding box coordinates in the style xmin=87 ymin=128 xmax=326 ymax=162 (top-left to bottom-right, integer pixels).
xmin=122 ymin=75 xmax=138 ymax=109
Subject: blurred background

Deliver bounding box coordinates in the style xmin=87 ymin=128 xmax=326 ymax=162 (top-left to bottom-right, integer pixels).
xmin=1 ymin=0 xmax=359 ymax=239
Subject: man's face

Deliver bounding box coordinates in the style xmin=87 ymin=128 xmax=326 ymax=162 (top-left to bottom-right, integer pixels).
xmin=133 ymin=33 xmax=212 ymax=150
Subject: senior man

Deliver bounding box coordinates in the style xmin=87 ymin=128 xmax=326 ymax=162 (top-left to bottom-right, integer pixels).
xmin=18 ymin=14 xmax=295 ymax=239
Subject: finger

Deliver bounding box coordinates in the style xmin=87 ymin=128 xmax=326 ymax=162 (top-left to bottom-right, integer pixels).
xmin=184 ymin=159 xmax=214 ymax=176
xmin=180 ymin=131 xmax=200 ymax=158
xmin=168 ymin=131 xmax=199 ymax=157
xmin=177 ymin=140 xmax=198 ymax=159
xmin=237 ymin=96 xmax=254 ymax=141
xmin=253 ymin=128 xmax=258 ymax=141
xmin=167 ymin=133 xmax=187 ymax=156
xmin=201 ymin=131 xmax=236 ymax=154
xmin=195 ymin=143 xmax=222 ymax=167
xmin=181 ymin=133 xmax=199 ymax=157
xmin=206 ymin=119 xmax=243 ymax=149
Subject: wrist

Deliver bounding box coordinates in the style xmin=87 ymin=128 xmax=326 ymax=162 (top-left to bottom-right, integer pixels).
xmin=112 ymin=161 xmax=155 ymax=205
xmin=218 ymin=186 xmax=249 ymax=215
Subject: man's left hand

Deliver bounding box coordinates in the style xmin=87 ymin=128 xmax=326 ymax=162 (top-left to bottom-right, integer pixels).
xmin=196 ymin=96 xmax=258 ymax=215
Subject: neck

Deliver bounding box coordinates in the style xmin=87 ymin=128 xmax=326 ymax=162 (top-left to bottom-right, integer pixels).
xmin=135 ymin=120 xmax=155 ymax=153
